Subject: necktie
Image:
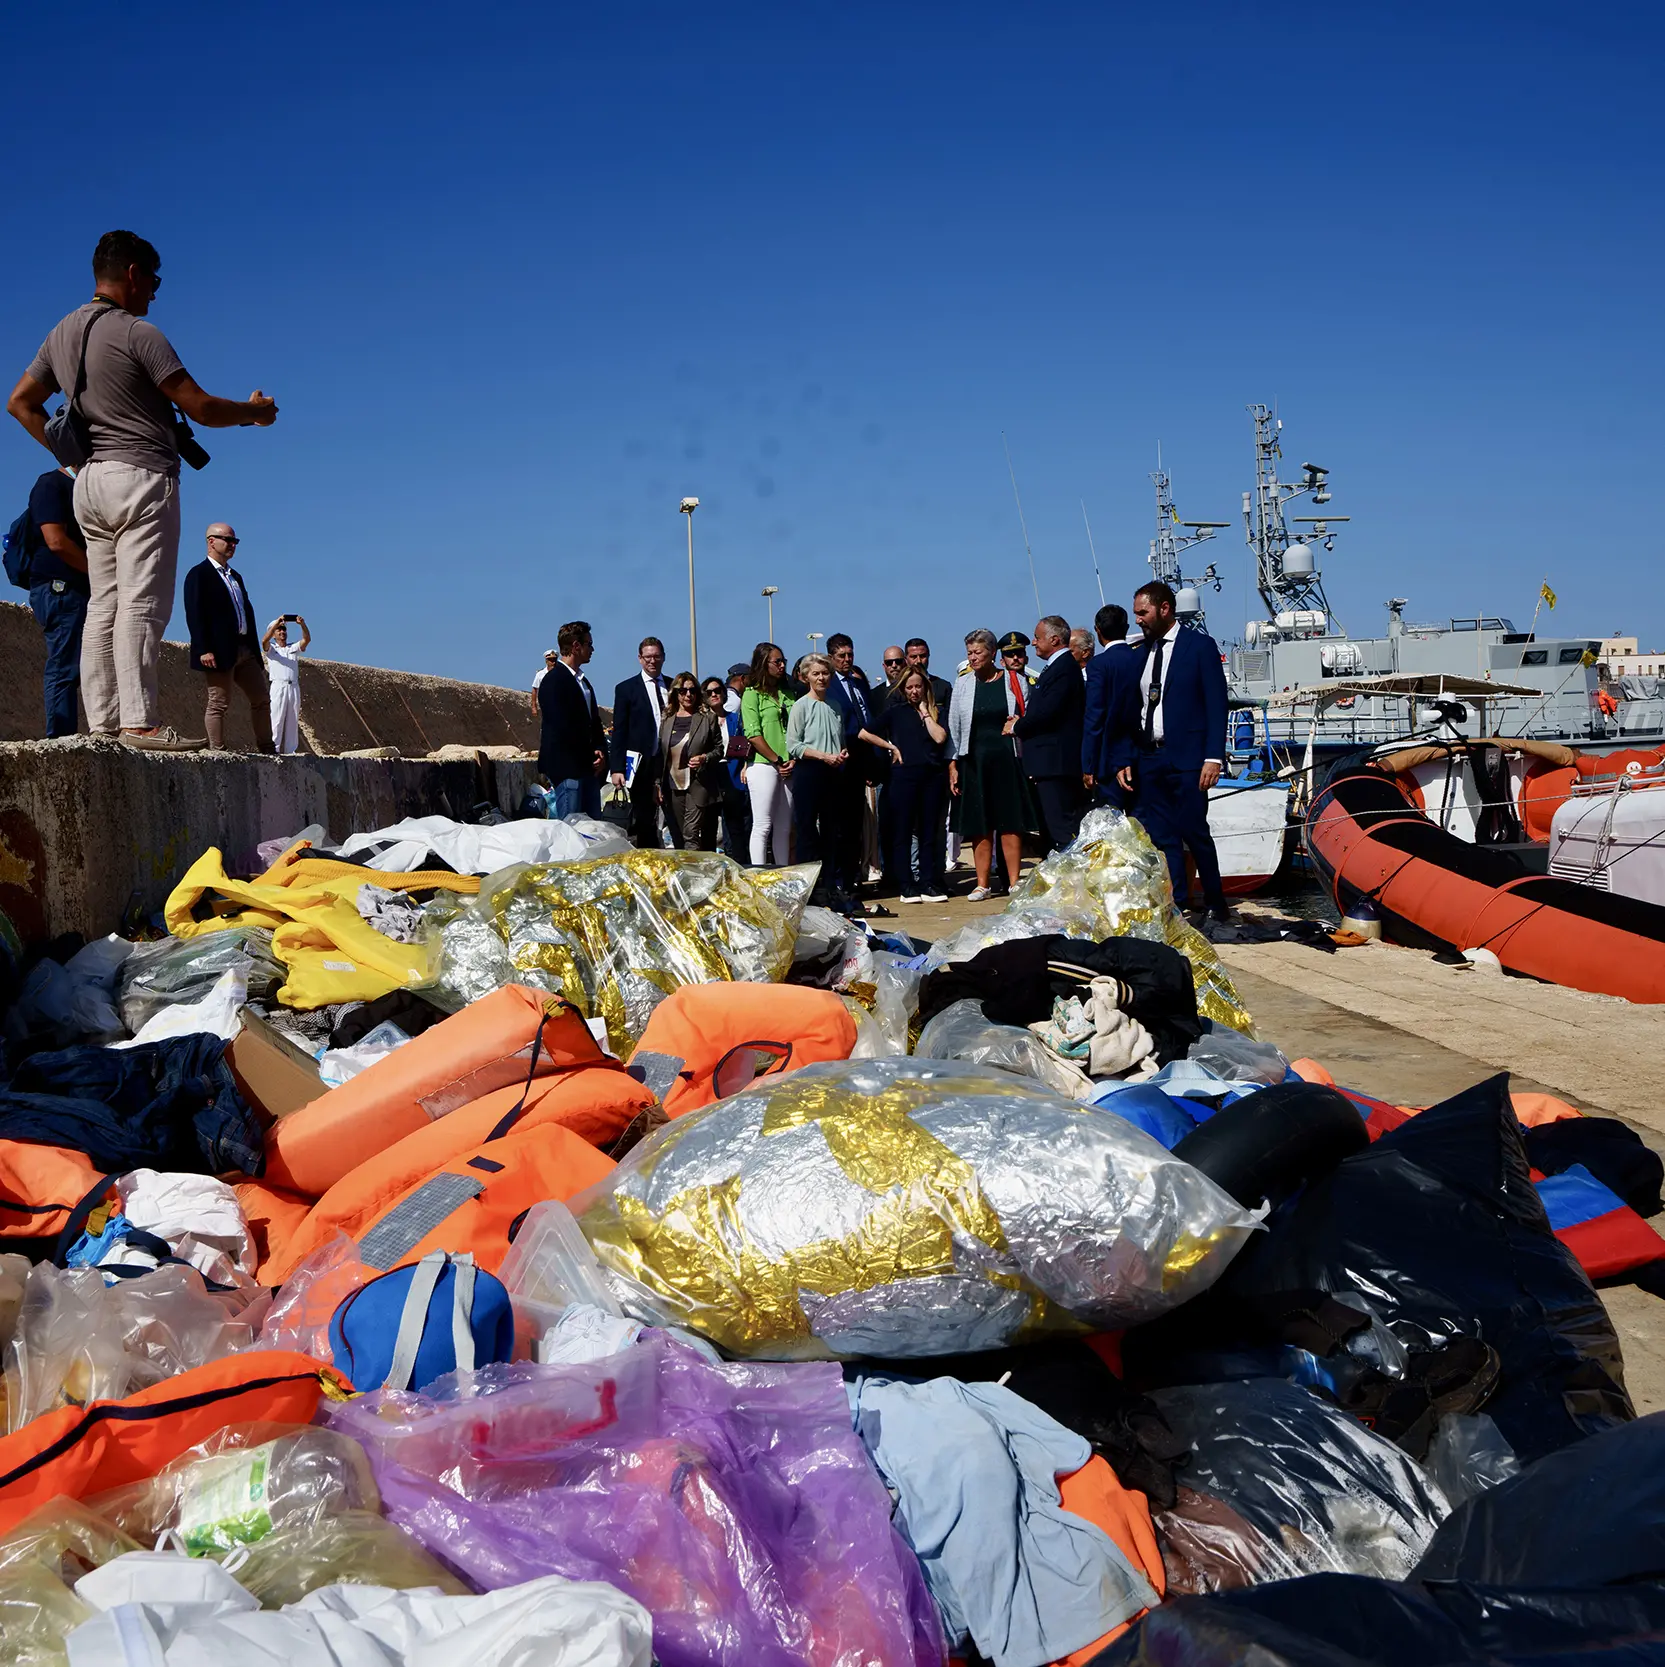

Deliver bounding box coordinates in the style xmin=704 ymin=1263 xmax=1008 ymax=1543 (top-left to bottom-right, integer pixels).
xmin=846 ymin=676 xmax=869 ymax=726
xmin=1143 ymin=639 xmax=1165 ymax=743
xmin=1008 ymin=670 xmax=1026 ymax=715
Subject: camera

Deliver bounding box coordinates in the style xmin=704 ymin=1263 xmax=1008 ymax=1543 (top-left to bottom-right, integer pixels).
xmin=173 ymin=412 xmax=211 ymax=471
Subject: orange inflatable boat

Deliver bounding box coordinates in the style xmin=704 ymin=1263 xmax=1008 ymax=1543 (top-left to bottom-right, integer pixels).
xmin=1305 ymin=765 xmax=1665 ymax=1004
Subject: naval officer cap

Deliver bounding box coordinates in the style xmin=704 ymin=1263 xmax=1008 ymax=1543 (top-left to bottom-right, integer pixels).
xmin=997 ymin=631 xmax=1031 ymax=654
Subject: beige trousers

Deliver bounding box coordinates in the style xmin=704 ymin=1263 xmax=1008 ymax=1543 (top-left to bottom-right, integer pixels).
xmin=73 ymin=461 xmax=181 ymax=731
xmin=204 ymin=649 xmax=274 ymax=751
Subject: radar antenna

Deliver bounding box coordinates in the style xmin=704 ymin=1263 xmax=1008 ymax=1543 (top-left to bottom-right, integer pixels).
xmin=1243 ymin=404 xmax=1345 ymax=635
xmin=1148 ymin=448 xmax=1227 ymax=632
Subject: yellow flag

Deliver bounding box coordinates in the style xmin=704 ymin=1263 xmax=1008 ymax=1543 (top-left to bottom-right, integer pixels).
xmin=1540 ymin=581 xmax=1558 ymax=609
xmin=1581 ymin=649 xmax=1598 ymax=667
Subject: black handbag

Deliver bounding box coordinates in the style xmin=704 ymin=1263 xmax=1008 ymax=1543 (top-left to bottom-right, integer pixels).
xmin=43 ymin=304 xmax=120 ymax=470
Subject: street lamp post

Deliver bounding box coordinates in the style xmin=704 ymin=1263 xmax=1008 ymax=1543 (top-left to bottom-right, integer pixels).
xmin=680 ymin=498 xmax=700 ymax=678
xmin=761 ymin=585 xmax=778 ymax=641
xmin=806 ymin=631 xmax=823 ymax=660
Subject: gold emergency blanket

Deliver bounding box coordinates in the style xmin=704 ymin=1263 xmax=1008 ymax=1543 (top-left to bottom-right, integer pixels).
xmin=927 ymin=807 xmax=1255 ymax=1034
xmin=574 ymin=1056 xmax=1261 ymax=1359
xmin=425 ymin=852 xmax=817 ymax=1057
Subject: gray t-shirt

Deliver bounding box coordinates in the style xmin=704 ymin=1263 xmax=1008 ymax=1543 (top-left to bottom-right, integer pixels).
xmin=26 ymin=302 xmax=186 ymax=476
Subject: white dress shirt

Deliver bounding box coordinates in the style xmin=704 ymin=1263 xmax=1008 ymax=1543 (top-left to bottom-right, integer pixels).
xmin=1137 ymin=624 xmax=1221 ymax=762
xmin=210 ymin=559 xmax=248 ymax=636
xmin=1137 ymin=625 xmax=1179 ymax=744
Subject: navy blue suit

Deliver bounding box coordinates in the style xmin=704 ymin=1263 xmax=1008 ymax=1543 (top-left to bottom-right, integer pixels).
xmin=1014 ymin=650 xmax=1088 ymax=851
xmin=1129 ymin=627 xmax=1230 ymax=908
xmin=824 ymin=670 xmax=876 ymax=891
xmin=538 ymin=662 xmax=605 ymax=809
xmin=1082 ymin=643 xmax=1141 ymax=805
xmin=609 ymin=673 xmax=671 ymax=846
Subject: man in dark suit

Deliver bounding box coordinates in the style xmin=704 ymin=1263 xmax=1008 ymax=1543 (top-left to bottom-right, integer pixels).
xmin=608 ymin=635 xmax=671 ymax=848
xmin=903 ymin=638 xmax=954 ymax=710
xmin=1010 ymin=613 xmax=1088 ymax=852
xmin=539 ymin=620 xmax=607 ymax=818
xmin=1082 ymin=603 xmax=1139 ymax=810
xmin=183 ymin=523 xmax=273 ymax=751
xmin=825 ymin=633 xmax=878 ymax=899
xmin=1115 ymin=581 xmax=1230 ymax=919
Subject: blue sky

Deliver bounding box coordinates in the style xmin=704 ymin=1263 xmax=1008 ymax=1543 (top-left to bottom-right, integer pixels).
xmin=4 ymin=2 xmax=1660 ymax=699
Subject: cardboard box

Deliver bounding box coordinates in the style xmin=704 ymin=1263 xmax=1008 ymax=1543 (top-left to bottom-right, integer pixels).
xmin=229 ymin=1011 xmax=326 ymax=1122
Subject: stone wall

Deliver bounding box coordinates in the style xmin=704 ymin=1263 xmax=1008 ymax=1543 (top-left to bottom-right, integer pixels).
xmin=0 ymin=737 xmax=535 ymax=946
xmin=0 ymin=599 xmax=540 ymax=755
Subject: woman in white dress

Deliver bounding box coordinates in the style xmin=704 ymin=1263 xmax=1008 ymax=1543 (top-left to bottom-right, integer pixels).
xmin=262 ymin=615 xmax=310 ymax=754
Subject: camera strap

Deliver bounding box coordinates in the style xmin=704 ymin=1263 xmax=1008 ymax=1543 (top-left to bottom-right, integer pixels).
xmin=66 ymin=302 xmax=121 ymax=424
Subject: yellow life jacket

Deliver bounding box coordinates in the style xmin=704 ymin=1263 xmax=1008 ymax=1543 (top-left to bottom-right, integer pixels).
xmin=162 ymin=843 xmax=476 ymax=1009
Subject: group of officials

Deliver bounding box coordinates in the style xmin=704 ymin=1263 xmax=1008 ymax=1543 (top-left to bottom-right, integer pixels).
xmin=536 ymin=577 xmax=1231 ymax=921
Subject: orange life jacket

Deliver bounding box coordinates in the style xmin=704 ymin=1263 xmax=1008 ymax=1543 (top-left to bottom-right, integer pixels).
xmin=0 ymin=1352 xmax=337 ymax=1535
xmin=272 ymin=1120 xmax=615 ymax=1281
xmin=264 ymin=986 xmax=628 ymax=1198
xmin=0 ymin=1142 xmax=108 ymax=1242
xmin=633 ymin=982 xmax=857 ymax=1119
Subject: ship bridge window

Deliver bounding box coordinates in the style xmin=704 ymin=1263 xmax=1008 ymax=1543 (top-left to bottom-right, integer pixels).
xmin=1521 ymin=650 xmax=1548 ymax=666
xmin=1558 ymin=646 xmax=1591 ymax=665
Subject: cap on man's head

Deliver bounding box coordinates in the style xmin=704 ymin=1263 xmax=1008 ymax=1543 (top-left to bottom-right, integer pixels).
xmin=727 ymin=662 xmax=750 ymax=681
xmin=997 ymin=631 xmax=1030 ymax=654
xmin=545 ymin=648 xmax=558 ymax=657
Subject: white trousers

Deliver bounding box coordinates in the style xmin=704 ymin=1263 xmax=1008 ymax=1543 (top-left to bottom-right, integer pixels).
xmin=747 ymin=761 xmax=793 ymax=865
xmin=269 ymin=678 xmax=300 ymax=753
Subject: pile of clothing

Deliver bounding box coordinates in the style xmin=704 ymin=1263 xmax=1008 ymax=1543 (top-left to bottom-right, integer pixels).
xmin=0 ymin=804 xmax=1659 ymax=1667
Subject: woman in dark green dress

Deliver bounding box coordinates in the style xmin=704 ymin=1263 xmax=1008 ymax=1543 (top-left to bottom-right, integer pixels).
xmin=948 ymin=627 xmax=1038 ymax=899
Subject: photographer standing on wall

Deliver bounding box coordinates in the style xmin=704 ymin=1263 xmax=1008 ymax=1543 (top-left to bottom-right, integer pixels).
xmin=263 ymin=614 xmax=311 ymax=755
xmin=6 ymin=230 xmax=278 ymax=751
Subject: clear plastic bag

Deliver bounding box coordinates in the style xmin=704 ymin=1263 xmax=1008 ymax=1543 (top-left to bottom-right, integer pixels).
xmin=228 ymin=1509 xmax=469 ymax=1605
xmin=92 ymin=1423 xmax=380 ymax=1555
xmin=871 ymin=950 xmax=923 ymax=1053
xmin=326 ymin=1336 xmax=943 ymax=1667
xmin=844 ymin=995 xmax=898 ymax=1058
xmin=497 ymin=1200 xmax=624 ymax=1315
xmin=4 ymin=1263 xmax=254 ymax=1434
xmin=1151 ymin=1379 xmax=1449 ymax=1582
xmin=574 ymin=1056 xmax=1262 ymax=1359
xmin=423 ymin=852 xmax=816 ymax=1057
xmin=914 ymin=998 xmax=1093 ymax=1099
xmin=0 ymin=1560 xmax=90 ymax=1665
xmin=254 ymin=1234 xmax=375 ymax=1361
xmin=3 ymin=935 xmax=132 ymax=1048
xmin=1423 ymin=1411 xmax=1520 ymax=1508
xmin=117 ymin=928 xmax=285 ymax=1034
xmin=0 ymin=1498 xmax=142 ymax=1585
xmin=1185 ymin=1023 xmax=1289 ymax=1088
xmin=4 ymin=1265 xmax=131 ymax=1433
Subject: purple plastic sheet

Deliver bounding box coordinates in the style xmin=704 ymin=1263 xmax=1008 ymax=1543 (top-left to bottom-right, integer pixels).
xmin=327 ymin=1335 xmax=946 ymax=1667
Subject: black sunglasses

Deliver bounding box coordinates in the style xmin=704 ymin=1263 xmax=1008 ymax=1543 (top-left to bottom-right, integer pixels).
xmin=883 ymin=658 xmax=904 ymax=667
xmin=211 ymin=535 xmax=239 ymax=546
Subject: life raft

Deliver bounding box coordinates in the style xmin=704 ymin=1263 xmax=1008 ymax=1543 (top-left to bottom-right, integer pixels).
xmin=1304 ymin=766 xmax=1665 ymax=1004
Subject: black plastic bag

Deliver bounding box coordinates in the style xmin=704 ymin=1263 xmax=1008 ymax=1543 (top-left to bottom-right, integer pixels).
xmin=1087 ymin=1574 xmax=1665 ymax=1666
xmin=1150 ymin=1073 xmax=1630 ymax=1464
xmin=1414 ymin=1410 xmax=1665 ymax=1587
xmin=1149 ymin=1379 xmax=1448 ymax=1582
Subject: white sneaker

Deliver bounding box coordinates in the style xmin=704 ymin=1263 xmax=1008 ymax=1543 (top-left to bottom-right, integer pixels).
xmin=922 ymin=891 xmax=948 ymax=903
xmin=900 ymin=894 xmax=923 ymax=905
xmin=967 ymin=885 xmax=993 ymax=902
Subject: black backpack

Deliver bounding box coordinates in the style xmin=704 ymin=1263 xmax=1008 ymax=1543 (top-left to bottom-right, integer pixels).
xmin=2 ymin=507 xmax=36 ymax=591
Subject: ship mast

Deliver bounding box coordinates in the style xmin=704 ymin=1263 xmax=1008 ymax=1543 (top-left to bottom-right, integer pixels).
xmin=1243 ymin=403 xmax=1347 ymax=635
xmin=1148 ymin=448 xmax=1227 ymax=633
